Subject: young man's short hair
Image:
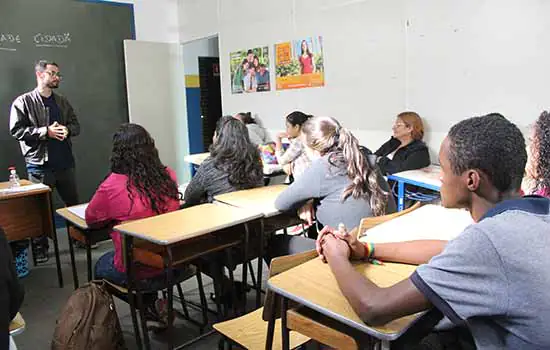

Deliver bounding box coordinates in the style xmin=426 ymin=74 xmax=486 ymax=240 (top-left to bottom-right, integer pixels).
xmin=35 ymin=60 xmax=58 ymax=72
xmin=447 ymin=113 xmax=527 ymax=192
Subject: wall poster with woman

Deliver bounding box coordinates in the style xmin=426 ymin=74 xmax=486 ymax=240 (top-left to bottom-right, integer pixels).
xmin=275 ymin=36 xmax=325 ymax=91
xmin=230 ymin=46 xmax=271 ymax=94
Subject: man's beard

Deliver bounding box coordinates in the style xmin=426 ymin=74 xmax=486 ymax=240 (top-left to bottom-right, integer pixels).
xmin=47 ymin=82 xmax=59 ymax=89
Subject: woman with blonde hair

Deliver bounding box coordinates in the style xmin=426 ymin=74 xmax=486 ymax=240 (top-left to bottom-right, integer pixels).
xmin=269 ymin=116 xmax=395 ymax=258
xmin=375 ymin=111 xmax=430 ymax=175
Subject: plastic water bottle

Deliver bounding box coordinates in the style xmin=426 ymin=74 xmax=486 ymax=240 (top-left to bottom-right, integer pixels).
xmin=8 ymin=167 xmax=20 ymax=188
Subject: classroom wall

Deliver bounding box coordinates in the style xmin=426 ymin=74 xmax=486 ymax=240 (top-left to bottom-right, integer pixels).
xmin=103 ymin=0 xmax=180 ymax=43
xmin=178 ymin=0 xmax=550 ymax=159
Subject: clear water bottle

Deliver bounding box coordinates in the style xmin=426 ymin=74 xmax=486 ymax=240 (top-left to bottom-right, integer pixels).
xmin=8 ymin=167 xmax=20 ymax=188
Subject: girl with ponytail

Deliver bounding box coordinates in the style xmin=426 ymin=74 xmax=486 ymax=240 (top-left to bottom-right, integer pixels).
xmin=267 ymin=116 xmax=395 ymax=263
xmin=275 ymin=116 xmax=395 ymax=235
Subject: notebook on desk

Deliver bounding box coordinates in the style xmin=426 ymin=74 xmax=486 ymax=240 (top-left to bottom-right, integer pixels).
xmin=68 ymin=203 xmax=88 ymax=219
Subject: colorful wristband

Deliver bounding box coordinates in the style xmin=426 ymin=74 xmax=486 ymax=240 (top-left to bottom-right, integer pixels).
xmin=363 ymin=242 xmax=375 ymax=260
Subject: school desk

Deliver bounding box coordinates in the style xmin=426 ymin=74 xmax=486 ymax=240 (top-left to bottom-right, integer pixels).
xmin=0 ymin=180 xmax=63 ymax=287
xmin=387 ymin=165 xmax=442 ymax=211
xmin=56 ymin=204 xmax=111 ymax=289
xmin=114 ymin=203 xmax=263 ymax=350
xmin=184 ymin=152 xmax=286 ymax=183
xmin=267 ymin=258 xmax=429 ymax=349
xmin=359 ymin=204 xmax=473 ymax=243
xmin=214 ymin=184 xmax=304 ymax=307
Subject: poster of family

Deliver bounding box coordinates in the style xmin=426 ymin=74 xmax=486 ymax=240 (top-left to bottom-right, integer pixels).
xmin=230 ymin=46 xmax=271 ymax=94
xmin=229 ymin=36 xmax=325 ymax=94
xmin=275 ymin=36 xmax=325 ymax=90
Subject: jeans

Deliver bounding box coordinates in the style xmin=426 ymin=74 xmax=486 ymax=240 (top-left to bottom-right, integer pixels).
xmin=27 ymin=165 xmax=79 ymax=255
xmin=263 ymin=234 xmax=317 ymax=266
xmin=27 ymin=165 xmax=79 ymax=206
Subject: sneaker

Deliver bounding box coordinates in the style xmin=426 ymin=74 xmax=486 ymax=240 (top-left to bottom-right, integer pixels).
xmin=144 ymin=299 xmax=168 ymax=331
xmin=288 ymin=224 xmax=311 ymax=236
xmin=74 ymin=241 xmax=99 ymax=249
xmin=33 ymin=248 xmax=49 ymax=263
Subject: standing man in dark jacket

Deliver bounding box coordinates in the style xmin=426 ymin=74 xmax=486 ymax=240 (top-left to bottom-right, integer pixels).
xmin=0 ymin=227 xmax=24 ymax=350
xmin=9 ymin=60 xmax=80 ymax=262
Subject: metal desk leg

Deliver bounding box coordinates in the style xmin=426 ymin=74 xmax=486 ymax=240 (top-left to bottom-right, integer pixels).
xmin=166 ymin=248 xmax=175 ymax=350
xmin=66 ymin=221 xmax=79 ymax=289
xmin=48 ymin=193 xmax=64 ymax=288
xmin=256 ymin=218 xmax=265 ymax=308
xmin=124 ymin=235 xmax=143 ymax=350
xmin=281 ymin=297 xmax=290 ymax=350
xmin=242 ymin=223 xmax=250 ymax=312
xmin=397 ymin=181 xmax=405 ymax=211
xmin=265 ymin=290 xmax=277 ymax=350
xmin=86 ymin=236 xmax=92 ymax=282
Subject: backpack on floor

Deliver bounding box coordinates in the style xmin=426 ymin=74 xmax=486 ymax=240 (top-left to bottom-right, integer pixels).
xmin=51 ymin=280 xmax=126 ymax=350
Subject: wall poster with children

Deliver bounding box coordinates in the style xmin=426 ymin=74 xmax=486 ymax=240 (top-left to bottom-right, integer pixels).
xmin=275 ymin=36 xmax=325 ymax=90
xmin=230 ymin=46 xmax=271 ymax=94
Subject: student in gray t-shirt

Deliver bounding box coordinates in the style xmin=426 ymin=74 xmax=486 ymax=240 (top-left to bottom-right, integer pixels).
xmin=317 ymin=113 xmax=550 ymax=350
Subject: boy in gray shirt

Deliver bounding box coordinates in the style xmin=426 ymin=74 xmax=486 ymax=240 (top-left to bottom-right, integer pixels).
xmin=318 ymin=113 xmax=550 ymax=349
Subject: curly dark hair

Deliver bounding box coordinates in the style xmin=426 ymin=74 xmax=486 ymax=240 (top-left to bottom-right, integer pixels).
xmin=532 ymin=111 xmax=550 ymax=192
xmin=447 ymin=113 xmax=527 ymax=193
xmin=210 ymin=116 xmax=263 ymax=188
xmin=110 ymin=123 xmax=179 ymax=214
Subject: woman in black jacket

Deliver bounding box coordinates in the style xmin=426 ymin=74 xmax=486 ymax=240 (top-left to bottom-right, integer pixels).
xmin=374 ymin=111 xmax=430 ymax=175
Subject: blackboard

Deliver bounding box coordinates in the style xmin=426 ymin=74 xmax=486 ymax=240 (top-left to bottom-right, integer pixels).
xmin=0 ymin=0 xmax=134 ymax=203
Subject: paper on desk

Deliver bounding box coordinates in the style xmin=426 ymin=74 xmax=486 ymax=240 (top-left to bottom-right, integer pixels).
xmin=359 ymin=204 xmax=473 ymax=243
xmin=0 ymin=183 xmax=48 ymax=194
xmin=68 ymin=203 xmax=89 ymax=219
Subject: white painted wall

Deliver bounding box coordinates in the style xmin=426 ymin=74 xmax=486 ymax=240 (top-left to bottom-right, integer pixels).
xmin=178 ymin=0 xmax=550 ymax=159
xmin=102 ymin=0 xmax=180 ymax=43
xmin=124 ymin=40 xmax=190 ymax=183
xmin=182 ymin=37 xmax=219 ymax=75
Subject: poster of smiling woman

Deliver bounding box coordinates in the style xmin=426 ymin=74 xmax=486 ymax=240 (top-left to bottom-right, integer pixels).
xmin=275 ymin=36 xmax=325 ymax=90
xmin=230 ymin=46 xmax=270 ymax=94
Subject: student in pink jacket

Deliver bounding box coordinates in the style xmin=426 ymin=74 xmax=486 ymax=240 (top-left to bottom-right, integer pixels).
xmin=85 ymin=123 xmax=181 ymax=329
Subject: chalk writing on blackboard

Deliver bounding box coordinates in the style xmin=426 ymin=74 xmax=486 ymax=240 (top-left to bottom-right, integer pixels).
xmin=0 ymin=33 xmax=22 ymax=52
xmin=34 ymin=33 xmax=71 ymax=48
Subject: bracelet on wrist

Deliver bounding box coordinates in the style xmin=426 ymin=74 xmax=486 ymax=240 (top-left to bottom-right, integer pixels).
xmin=363 ymin=242 xmax=375 ymax=260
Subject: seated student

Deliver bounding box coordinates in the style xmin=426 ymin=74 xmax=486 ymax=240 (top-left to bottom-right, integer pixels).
xmin=85 ymin=123 xmax=182 ymax=328
xmin=524 ymin=110 xmax=550 ymax=197
xmin=184 ymin=116 xmax=264 ymax=206
xmin=0 ymin=227 xmax=24 ymax=350
xmin=318 ymin=113 xmax=550 ymax=350
xmin=233 ymin=112 xmax=271 ymax=145
xmin=274 ymin=111 xmax=312 ymax=179
xmin=273 ymin=116 xmax=395 ymax=245
xmin=374 ymin=111 xmax=430 ymax=175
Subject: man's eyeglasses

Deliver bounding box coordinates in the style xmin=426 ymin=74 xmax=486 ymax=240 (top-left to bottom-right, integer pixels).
xmin=44 ymin=71 xmax=63 ymax=79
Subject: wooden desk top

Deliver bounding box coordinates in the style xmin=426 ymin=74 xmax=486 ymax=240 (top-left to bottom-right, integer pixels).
xmin=56 ymin=205 xmax=89 ymax=230
xmin=0 ymin=179 xmax=50 ymax=200
xmin=214 ymin=184 xmax=288 ymax=217
xmin=388 ymin=165 xmax=442 ymax=189
xmin=184 ymin=152 xmax=210 ymax=166
xmin=114 ymin=203 xmax=263 ymax=245
xmin=268 ymin=258 xmax=422 ymax=340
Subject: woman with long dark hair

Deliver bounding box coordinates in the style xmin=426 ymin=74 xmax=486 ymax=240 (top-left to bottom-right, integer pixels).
xmin=86 ymin=123 xmax=183 ymax=329
xmin=184 ymin=116 xmax=264 ymax=205
xmin=275 ymin=111 xmax=312 ymax=179
xmin=525 ymin=111 xmax=550 ymax=197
